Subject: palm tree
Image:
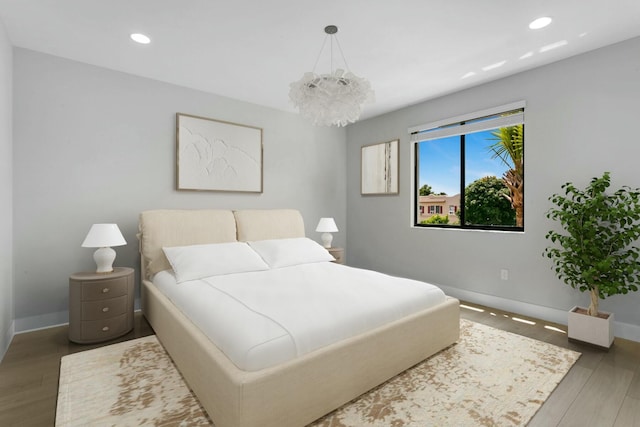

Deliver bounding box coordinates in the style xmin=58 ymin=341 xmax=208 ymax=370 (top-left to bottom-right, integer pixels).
xmin=488 ymin=125 xmax=524 ymax=227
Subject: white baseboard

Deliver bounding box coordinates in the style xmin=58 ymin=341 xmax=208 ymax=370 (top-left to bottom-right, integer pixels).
xmin=614 ymin=321 xmax=640 ymax=343
xmin=439 ymin=285 xmax=640 ymax=343
xmin=14 ymin=310 xmax=68 ymax=334
xmin=0 ymin=319 xmax=14 ymax=362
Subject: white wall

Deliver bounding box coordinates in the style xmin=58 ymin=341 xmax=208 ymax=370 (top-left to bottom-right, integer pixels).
xmin=0 ymin=19 xmax=13 ymax=357
xmin=346 ymin=36 xmax=640 ymax=341
xmin=13 ymin=49 xmax=347 ymax=331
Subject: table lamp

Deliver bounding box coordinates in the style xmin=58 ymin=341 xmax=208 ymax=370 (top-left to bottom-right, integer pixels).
xmin=315 ymin=218 xmax=338 ymax=249
xmin=81 ymin=224 xmax=127 ymax=273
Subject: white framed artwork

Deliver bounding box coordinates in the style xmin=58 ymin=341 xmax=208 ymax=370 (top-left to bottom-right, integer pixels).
xmin=176 ymin=113 xmax=263 ymax=193
xmin=361 ymin=139 xmax=399 ymax=195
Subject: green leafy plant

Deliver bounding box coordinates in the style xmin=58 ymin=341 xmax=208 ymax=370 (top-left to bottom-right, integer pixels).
xmin=488 ymin=124 xmax=524 ymax=227
xmin=465 ymin=176 xmax=515 ymax=226
xmin=421 ymin=214 xmax=449 ymax=225
xmin=544 ymin=172 xmax=640 ymax=316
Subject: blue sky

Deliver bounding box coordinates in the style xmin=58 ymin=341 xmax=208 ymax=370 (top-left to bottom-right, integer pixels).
xmin=418 ymin=129 xmax=510 ymax=195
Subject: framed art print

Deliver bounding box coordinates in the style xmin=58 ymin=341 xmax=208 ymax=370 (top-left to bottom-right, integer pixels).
xmin=361 ymin=139 xmax=399 ymax=195
xmin=176 ymin=113 xmax=263 ymax=192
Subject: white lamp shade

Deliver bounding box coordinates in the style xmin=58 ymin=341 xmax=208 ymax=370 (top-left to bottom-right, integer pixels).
xmin=82 ymin=224 xmax=126 ymax=273
xmin=81 ymin=224 xmax=127 ymax=248
xmin=315 ymin=218 xmax=338 ymax=233
xmin=316 ymin=218 xmax=338 ymax=249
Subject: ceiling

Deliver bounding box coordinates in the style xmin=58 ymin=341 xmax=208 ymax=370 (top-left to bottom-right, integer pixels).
xmin=2 ymin=1 xmax=640 ymax=122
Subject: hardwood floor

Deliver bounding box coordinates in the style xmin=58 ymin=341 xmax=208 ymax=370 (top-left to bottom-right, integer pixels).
xmin=459 ymin=303 xmax=640 ymax=427
xmin=0 ymin=313 xmax=153 ymax=426
xmin=0 ymin=303 xmax=638 ymax=426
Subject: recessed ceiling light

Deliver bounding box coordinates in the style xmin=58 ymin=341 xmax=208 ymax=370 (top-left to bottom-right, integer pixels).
xmin=529 ymin=17 xmax=552 ymax=30
xmin=130 ymin=33 xmax=151 ymax=44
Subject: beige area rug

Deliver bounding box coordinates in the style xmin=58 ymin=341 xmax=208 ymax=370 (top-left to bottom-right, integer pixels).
xmin=56 ymin=320 xmax=581 ymax=426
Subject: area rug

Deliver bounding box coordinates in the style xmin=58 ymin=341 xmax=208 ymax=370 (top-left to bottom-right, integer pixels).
xmin=55 ymin=320 xmax=581 ymax=426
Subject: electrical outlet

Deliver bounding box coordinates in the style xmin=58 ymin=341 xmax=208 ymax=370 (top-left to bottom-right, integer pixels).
xmin=500 ymin=269 xmax=509 ymax=280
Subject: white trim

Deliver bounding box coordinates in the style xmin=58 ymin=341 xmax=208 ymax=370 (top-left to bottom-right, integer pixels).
xmin=410 ymin=112 xmax=524 ymax=142
xmin=615 ymin=321 xmax=640 ymax=343
xmin=409 ymin=138 xmax=417 ymax=227
xmin=14 ymin=310 xmax=68 ymax=333
xmin=408 ymin=100 xmax=526 ymax=135
xmin=438 ymin=284 xmax=640 ymax=343
xmin=0 ymin=319 xmax=14 ymax=362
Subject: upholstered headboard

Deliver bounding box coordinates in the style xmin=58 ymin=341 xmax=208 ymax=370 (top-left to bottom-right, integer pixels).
xmin=234 ymin=209 xmax=305 ymax=242
xmin=138 ymin=208 xmax=305 ymax=279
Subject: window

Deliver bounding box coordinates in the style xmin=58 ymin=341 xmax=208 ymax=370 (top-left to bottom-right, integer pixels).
xmin=411 ymin=102 xmax=524 ymax=231
xmin=428 ymin=205 xmax=443 ymax=214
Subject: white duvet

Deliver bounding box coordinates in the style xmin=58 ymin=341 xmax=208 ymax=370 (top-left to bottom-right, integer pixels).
xmin=153 ymin=262 xmax=446 ymax=371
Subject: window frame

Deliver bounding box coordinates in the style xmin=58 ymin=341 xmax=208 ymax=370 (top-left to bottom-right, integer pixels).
xmin=410 ymin=102 xmax=525 ymax=232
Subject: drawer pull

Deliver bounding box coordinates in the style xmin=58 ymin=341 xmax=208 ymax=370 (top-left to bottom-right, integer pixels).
xmin=102 ymin=326 xmax=110 ymax=332
xmin=102 ymin=307 xmax=109 ymax=313
xmin=102 ymin=288 xmax=110 ymax=293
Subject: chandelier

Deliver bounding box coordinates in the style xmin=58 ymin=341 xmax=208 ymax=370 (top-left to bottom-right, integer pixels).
xmin=289 ymin=25 xmax=374 ymax=127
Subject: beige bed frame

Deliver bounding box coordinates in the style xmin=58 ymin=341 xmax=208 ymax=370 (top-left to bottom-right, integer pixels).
xmin=138 ymin=209 xmax=460 ymax=427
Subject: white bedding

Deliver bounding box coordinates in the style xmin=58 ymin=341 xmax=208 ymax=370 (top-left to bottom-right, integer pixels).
xmin=153 ymin=262 xmax=446 ymax=371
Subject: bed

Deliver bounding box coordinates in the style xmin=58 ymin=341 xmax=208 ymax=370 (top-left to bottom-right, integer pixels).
xmin=138 ymin=208 xmax=460 ymax=427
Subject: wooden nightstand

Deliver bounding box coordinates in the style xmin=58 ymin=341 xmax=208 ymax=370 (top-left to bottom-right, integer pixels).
xmin=68 ymin=267 xmax=135 ymax=344
xmin=328 ymin=247 xmax=344 ymax=265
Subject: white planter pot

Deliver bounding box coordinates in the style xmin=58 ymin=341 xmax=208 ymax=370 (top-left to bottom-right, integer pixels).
xmin=567 ymin=306 xmax=614 ymax=349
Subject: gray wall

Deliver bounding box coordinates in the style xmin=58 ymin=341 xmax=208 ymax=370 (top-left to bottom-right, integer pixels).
xmin=346 ymin=36 xmax=640 ymax=341
xmin=10 ymin=36 xmax=640 ymax=341
xmin=13 ymin=49 xmax=347 ymax=331
xmin=0 ymin=19 xmax=13 ymax=357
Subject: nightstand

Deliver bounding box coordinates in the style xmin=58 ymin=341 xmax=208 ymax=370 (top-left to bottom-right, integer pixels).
xmin=68 ymin=267 xmax=134 ymax=344
xmin=328 ymin=247 xmax=344 ymax=265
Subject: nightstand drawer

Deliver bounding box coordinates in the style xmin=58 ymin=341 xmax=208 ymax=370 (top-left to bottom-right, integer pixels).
xmin=81 ymin=278 xmax=127 ymax=301
xmin=69 ymin=267 xmax=134 ymax=344
xmin=81 ymin=295 xmax=127 ymax=321
xmin=80 ymin=314 xmax=128 ymax=340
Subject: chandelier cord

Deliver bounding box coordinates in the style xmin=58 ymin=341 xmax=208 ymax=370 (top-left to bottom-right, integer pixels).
xmin=333 ymin=36 xmax=350 ymax=72
xmin=311 ymin=33 xmax=350 ymax=75
xmin=311 ymin=35 xmax=330 ymax=75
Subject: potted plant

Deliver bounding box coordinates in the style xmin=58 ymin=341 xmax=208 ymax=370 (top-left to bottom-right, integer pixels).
xmin=544 ymin=172 xmax=640 ymax=348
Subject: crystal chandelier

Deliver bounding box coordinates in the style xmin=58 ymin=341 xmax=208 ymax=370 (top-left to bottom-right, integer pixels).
xmin=289 ymin=25 xmax=374 ymax=127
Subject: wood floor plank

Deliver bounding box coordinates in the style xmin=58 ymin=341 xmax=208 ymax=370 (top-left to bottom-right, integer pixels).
xmin=0 ymin=393 xmax=57 ymax=427
xmin=528 ymin=364 xmax=593 ymax=426
xmin=0 ymin=383 xmax=58 ymax=417
xmin=629 ymin=366 xmax=640 ymax=400
xmin=558 ymin=362 xmax=633 ymax=427
xmin=614 ymin=396 xmax=640 ymax=427
xmin=604 ymin=337 xmax=640 ymax=371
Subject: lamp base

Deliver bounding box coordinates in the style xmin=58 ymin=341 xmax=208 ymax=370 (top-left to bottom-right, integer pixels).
xmin=321 ymin=233 xmax=333 ymax=249
xmin=93 ymin=247 xmax=116 ymax=273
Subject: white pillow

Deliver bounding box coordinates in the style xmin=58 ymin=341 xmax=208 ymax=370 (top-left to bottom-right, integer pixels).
xmin=163 ymin=242 xmax=269 ymax=283
xmin=248 ymin=237 xmax=335 ymax=268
